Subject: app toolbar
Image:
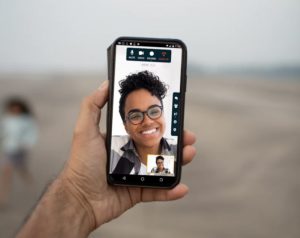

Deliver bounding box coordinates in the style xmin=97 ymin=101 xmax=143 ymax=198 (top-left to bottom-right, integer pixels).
xmin=126 ymin=48 xmax=171 ymax=63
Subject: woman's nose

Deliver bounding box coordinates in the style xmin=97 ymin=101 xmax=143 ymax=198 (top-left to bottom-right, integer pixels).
xmin=142 ymin=113 xmax=154 ymax=125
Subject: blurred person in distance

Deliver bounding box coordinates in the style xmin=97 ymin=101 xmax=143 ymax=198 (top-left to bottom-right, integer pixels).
xmin=0 ymin=97 xmax=38 ymax=206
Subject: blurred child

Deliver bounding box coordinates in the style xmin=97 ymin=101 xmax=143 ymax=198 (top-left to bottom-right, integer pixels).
xmin=0 ymin=98 xmax=38 ymax=206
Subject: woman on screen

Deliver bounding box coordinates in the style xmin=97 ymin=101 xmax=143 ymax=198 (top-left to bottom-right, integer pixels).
xmin=110 ymin=70 xmax=176 ymax=175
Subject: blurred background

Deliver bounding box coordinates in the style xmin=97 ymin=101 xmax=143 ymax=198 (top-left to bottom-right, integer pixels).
xmin=0 ymin=0 xmax=300 ymax=237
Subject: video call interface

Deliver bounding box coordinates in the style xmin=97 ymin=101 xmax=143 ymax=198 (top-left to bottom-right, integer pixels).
xmin=109 ymin=40 xmax=183 ymax=177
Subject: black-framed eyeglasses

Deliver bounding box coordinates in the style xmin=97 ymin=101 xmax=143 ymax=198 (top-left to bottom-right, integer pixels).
xmin=126 ymin=105 xmax=163 ymax=125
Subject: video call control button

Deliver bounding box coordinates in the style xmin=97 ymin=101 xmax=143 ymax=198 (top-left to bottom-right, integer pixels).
xmin=126 ymin=48 xmax=171 ymax=63
xmin=141 ymin=177 xmax=145 ymax=182
xmin=122 ymin=176 xmax=126 ymax=181
xmin=159 ymin=178 xmax=164 ymax=182
xmin=171 ymin=92 xmax=180 ymax=136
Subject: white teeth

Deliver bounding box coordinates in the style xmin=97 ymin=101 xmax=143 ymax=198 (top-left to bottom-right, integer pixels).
xmin=142 ymin=128 xmax=157 ymax=135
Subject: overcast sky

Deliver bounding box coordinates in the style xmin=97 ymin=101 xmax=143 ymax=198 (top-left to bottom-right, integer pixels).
xmin=0 ymin=0 xmax=299 ymax=72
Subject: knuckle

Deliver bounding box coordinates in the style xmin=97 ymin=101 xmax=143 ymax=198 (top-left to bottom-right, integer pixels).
xmin=73 ymin=126 xmax=84 ymax=140
xmin=81 ymin=95 xmax=97 ymax=113
xmin=81 ymin=96 xmax=91 ymax=109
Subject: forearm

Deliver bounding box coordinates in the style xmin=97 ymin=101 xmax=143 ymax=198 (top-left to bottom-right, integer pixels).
xmin=17 ymin=177 xmax=95 ymax=238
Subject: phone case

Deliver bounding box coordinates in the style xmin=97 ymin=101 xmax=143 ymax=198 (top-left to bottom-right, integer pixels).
xmin=106 ymin=37 xmax=187 ymax=188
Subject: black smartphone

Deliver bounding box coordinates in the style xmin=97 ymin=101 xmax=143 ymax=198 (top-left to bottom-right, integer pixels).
xmin=106 ymin=37 xmax=187 ymax=188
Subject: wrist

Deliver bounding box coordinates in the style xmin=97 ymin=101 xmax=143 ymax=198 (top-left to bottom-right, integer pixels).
xmin=59 ymin=173 xmax=97 ymax=232
xmin=17 ymin=176 xmax=95 ymax=238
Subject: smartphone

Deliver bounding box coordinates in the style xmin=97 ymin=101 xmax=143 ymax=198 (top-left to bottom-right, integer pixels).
xmin=106 ymin=37 xmax=187 ymax=188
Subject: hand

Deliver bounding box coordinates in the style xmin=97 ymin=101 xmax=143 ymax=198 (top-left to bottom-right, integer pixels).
xmin=62 ymin=80 xmax=197 ymax=232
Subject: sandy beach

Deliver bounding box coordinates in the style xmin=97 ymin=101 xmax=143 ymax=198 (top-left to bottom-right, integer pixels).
xmin=0 ymin=74 xmax=300 ymax=237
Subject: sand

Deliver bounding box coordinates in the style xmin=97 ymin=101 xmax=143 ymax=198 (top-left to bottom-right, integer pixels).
xmin=0 ymin=74 xmax=300 ymax=237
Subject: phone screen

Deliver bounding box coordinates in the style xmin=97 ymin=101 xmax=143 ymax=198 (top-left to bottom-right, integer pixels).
xmin=107 ymin=38 xmax=186 ymax=187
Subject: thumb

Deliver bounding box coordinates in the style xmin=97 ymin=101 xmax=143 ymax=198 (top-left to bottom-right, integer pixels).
xmin=94 ymin=80 xmax=109 ymax=109
xmin=74 ymin=80 xmax=109 ymax=137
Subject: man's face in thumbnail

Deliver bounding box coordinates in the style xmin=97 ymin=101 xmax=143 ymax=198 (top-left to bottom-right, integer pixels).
xmin=124 ymin=89 xmax=166 ymax=150
xmin=156 ymin=158 xmax=165 ymax=171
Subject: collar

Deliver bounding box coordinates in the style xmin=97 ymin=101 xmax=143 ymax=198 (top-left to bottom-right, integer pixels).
xmin=121 ymin=137 xmax=171 ymax=153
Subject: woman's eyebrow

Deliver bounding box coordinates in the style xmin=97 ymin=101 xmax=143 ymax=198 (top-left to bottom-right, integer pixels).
xmin=127 ymin=104 xmax=161 ymax=114
xmin=127 ymin=109 xmax=140 ymax=114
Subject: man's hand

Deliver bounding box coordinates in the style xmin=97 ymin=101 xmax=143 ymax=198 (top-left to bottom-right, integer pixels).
xmin=63 ymin=80 xmax=196 ymax=228
xmin=17 ymin=80 xmax=196 ymax=238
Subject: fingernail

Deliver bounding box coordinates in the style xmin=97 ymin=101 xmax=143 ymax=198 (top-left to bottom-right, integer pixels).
xmin=98 ymin=80 xmax=108 ymax=90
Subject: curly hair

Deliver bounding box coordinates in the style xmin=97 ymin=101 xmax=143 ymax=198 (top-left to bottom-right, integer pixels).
xmin=119 ymin=70 xmax=167 ymax=122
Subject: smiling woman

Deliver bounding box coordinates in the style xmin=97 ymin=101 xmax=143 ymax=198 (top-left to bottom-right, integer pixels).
xmin=110 ymin=71 xmax=177 ymax=175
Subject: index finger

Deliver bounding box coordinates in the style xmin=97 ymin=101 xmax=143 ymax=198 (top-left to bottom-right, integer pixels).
xmin=183 ymin=129 xmax=196 ymax=146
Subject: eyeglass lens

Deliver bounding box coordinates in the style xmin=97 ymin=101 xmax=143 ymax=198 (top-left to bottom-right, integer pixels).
xmin=128 ymin=105 xmax=162 ymax=124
